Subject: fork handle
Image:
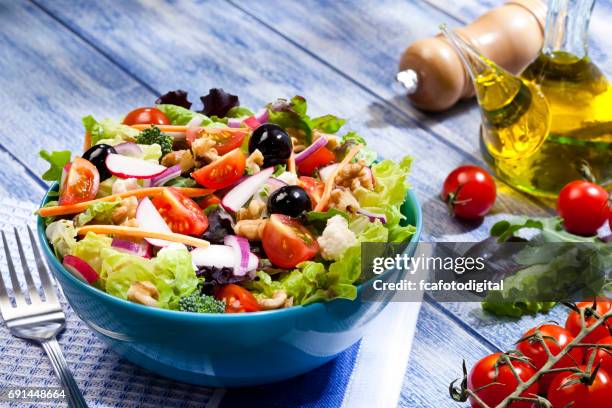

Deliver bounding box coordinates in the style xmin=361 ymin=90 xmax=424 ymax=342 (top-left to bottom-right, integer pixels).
xmin=41 ymin=338 xmax=89 ymax=408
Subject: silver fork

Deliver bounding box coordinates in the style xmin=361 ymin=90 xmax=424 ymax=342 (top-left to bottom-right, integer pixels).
xmin=0 ymin=227 xmax=88 ymax=408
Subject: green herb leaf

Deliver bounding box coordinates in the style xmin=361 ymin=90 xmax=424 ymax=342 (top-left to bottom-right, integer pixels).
xmin=39 ymin=150 xmax=71 ymax=183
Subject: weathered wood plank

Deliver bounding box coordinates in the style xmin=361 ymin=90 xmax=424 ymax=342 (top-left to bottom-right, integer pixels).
xmin=0 ymin=147 xmax=45 ymax=202
xmin=399 ymin=302 xmax=497 ymax=408
xmin=31 ymin=0 xmax=549 ymax=242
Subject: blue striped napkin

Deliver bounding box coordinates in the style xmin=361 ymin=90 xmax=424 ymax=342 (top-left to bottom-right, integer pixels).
xmin=0 ymin=198 xmax=419 ymax=408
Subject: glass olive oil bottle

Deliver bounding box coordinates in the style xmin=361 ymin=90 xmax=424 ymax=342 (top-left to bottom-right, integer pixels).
xmin=440 ymin=26 xmax=551 ymax=163
xmin=516 ymin=0 xmax=612 ymax=197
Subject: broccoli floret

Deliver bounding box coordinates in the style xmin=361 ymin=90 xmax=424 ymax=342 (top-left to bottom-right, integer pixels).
xmin=178 ymin=293 xmax=226 ymax=313
xmin=136 ymin=125 xmax=173 ymax=156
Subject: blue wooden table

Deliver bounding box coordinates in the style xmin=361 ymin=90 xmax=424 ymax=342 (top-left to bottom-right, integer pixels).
xmin=1 ymin=0 xmax=611 ymax=406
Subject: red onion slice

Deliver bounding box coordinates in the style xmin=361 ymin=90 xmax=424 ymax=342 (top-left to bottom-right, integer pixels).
xmin=221 ymin=167 xmax=274 ymax=212
xmin=253 ymin=108 xmax=269 ymax=124
xmin=243 ymin=116 xmax=261 ymax=130
xmin=295 ymin=135 xmax=328 ymax=165
xmin=357 ymin=208 xmax=387 ymax=224
xmin=111 ymin=238 xmax=151 ymax=258
xmin=318 ymin=163 xmax=338 ymax=182
xmin=150 ymin=164 xmax=182 ymax=187
xmin=224 ymin=235 xmax=251 ymax=276
xmin=227 ymin=117 xmax=244 ymax=128
xmin=114 ymin=142 xmax=142 ymax=157
xmin=62 ymin=255 xmax=100 ymax=284
xmin=186 ymin=116 xmax=201 ymax=143
xmin=191 ymin=245 xmax=235 ymax=268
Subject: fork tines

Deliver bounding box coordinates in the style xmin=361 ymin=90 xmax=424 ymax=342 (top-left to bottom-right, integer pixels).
xmin=0 ymin=226 xmax=59 ymax=320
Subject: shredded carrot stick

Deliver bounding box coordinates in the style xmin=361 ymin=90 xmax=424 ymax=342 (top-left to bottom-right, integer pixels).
xmin=314 ymin=144 xmax=363 ymax=212
xmin=83 ymin=131 xmax=92 ymax=152
xmin=288 ymin=152 xmax=296 ymax=175
xmin=38 ymin=187 xmax=213 ymax=217
xmin=76 ymin=225 xmax=209 ymax=248
xmin=130 ymin=124 xmax=247 ymax=133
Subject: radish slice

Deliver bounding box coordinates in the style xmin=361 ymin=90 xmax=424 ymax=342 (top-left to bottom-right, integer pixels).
xmin=222 ymin=167 xmax=274 ymax=212
xmin=60 ymin=162 xmax=71 ymax=189
xmin=136 ymin=197 xmax=173 ymax=247
xmin=150 ymin=165 xmax=182 ymax=187
xmin=111 ymin=238 xmax=151 ymax=258
xmin=318 ymin=163 xmax=338 ymax=182
xmin=114 ymin=142 xmax=142 ymax=157
xmin=106 ymin=154 xmax=166 ymax=179
xmin=224 ymin=235 xmax=251 ymax=276
xmin=186 ymin=116 xmax=201 ymax=144
xmin=253 ymin=108 xmax=269 ymax=124
xmin=191 ymin=245 xmax=235 ymax=268
xmin=357 ymin=208 xmax=387 ymax=224
xmin=243 ymin=116 xmax=261 ymax=130
xmin=295 ymin=135 xmax=328 ymax=164
xmin=62 ymin=255 xmax=99 ymax=284
xmin=265 ymin=177 xmax=287 ymax=193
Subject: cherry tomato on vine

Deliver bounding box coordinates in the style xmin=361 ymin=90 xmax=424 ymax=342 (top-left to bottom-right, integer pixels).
xmin=565 ymin=299 xmax=612 ymax=345
xmin=122 ymin=107 xmax=170 ymax=126
xmin=557 ymin=180 xmax=609 ymax=236
xmin=215 ymin=284 xmax=260 ymax=313
xmin=547 ymin=365 xmax=612 ymax=408
xmin=587 ymin=336 xmax=612 ymax=376
xmin=467 ymin=352 xmax=537 ymax=408
xmin=441 ymin=165 xmax=496 ymax=220
xmin=516 ymin=324 xmax=583 ymax=394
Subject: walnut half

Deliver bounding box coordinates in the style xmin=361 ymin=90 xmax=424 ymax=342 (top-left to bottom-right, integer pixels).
xmin=329 ymin=188 xmax=360 ymax=212
xmin=335 ymin=160 xmax=374 ymax=192
xmin=234 ymin=219 xmax=267 ymax=241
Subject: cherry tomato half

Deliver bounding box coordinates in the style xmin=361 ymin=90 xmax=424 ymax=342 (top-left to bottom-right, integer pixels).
xmin=547 ymin=365 xmax=612 ymax=408
xmin=467 ymin=352 xmax=537 ymax=408
xmin=216 ymin=284 xmax=260 ymax=313
xmin=262 ymin=214 xmax=319 ymax=269
xmin=298 ymin=176 xmax=325 ymax=208
xmin=441 ymin=165 xmax=496 ymax=220
xmin=197 ymin=128 xmax=247 ymax=155
xmin=557 ymin=180 xmax=610 ymax=236
xmin=151 ymin=187 xmax=208 ymax=235
xmin=297 ymin=146 xmax=335 ymax=176
xmin=565 ymin=298 xmax=612 ymax=345
xmin=191 ymin=148 xmax=246 ymax=189
xmin=516 ymin=324 xmax=583 ymax=394
xmin=58 ymin=158 xmax=100 ymax=206
xmin=122 ymin=107 xmax=170 ymax=126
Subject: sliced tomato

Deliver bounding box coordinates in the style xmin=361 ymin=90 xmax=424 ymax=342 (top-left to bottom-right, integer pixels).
xmin=191 ymin=148 xmax=246 ymax=189
xmin=58 ymin=158 xmax=100 ymax=206
xmin=263 ymin=214 xmax=319 ymax=269
xmin=299 ymin=176 xmax=325 ymax=208
xmin=151 ymin=187 xmax=208 ymax=235
xmin=122 ymin=107 xmax=170 ymax=126
xmin=197 ymin=194 xmax=221 ymax=210
xmin=216 ymin=284 xmax=260 ymax=313
xmin=195 ymin=128 xmax=247 ymax=155
xmin=297 ymin=146 xmax=335 ymax=176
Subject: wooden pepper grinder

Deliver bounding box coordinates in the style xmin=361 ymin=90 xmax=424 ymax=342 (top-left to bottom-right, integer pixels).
xmin=397 ymin=0 xmax=546 ymax=111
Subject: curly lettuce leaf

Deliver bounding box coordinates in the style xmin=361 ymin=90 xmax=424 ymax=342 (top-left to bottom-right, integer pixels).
xmin=226 ymin=106 xmax=254 ymax=118
xmin=39 ymin=150 xmax=71 ymax=183
xmin=310 ymin=114 xmax=346 ymax=134
xmin=267 ymin=96 xmax=313 ymax=143
xmin=45 ymin=220 xmax=77 ymax=258
xmin=83 ymin=116 xmax=139 ymax=145
xmin=156 ymin=104 xmax=212 ymax=126
xmin=155 ymin=90 xmax=191 ymax=109
xmin=74 ymin=201 xmax=121 ymax=226
xmin=70 ymin=232 xmax=113 ymax=274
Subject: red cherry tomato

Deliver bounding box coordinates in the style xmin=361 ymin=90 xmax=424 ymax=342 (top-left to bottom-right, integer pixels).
xmin=298 ymin=176 xmax=325 ymax=208
xmin=441 ymin=165 xmax=496 ymax=220
xmin=191 ymin=148 xmax=246 ymax=189
xmin=197 ymin=194 xmax=221 ymax=210
xmin=151 ymin=187 xmax=208 ymax=235
xmin=297 ymin=146 xmax=335 ymax=176
xmin=516 ymin=324 xmax=583 ymax=394
xmin=262 ymin=214 xmax=319 ymax=269
xmin=191 ymin=128 xmax=247 ymax=155
xmin=565 ymin=299 xmax=612 ymax=345
xmin=58 ymin=158 xmax=100 ymax=205
xmin=547 ymin=365 xmax=612 ymax=408
xmin=467 ymin=352 xmax=537 ymax=408
xmin=216 ymin=284 xmax=260 ymax=313
xmin=557 ymin=180 xmax=609 ymax=236
xmin=122 ymin=107 xmax=170 ymax=126
xmin=587 ymin=336 xmax=612 ymax=376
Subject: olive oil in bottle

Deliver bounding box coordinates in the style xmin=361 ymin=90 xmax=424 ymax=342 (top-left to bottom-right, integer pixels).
xmin=440 ymin=25 xmax=551 ymax=162
xmin=514 ymin=0 xmax=612 ymax=197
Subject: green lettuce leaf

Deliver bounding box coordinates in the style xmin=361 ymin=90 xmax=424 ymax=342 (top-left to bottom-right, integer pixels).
xmin=340 ymin=132 xmax=377 ymax=165
xmin=74 ymin=201 xmax=121 ymax=226
xmin=70 ymin=232 xmax=113 ymax=274
xmin=226 ymin=106 xmax=254 ymax=118
xmin=39 ymin=150 xmax=71 ymax=183
xmin=310 ymin=114 xmax=346 ymax=134
xmin=267 ymin=96 xmax=313 ymax=143
xmin=156 ymin=104 xmax=212 ymax=126
xmin=45 ymin=220 xmax=77 ymax=258
xmin=83 ymin=116 xmax=139 ymax=145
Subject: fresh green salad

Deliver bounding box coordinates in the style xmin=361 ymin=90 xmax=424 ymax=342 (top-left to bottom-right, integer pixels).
xmin=39 ymin=89 xmax=415 ymax=313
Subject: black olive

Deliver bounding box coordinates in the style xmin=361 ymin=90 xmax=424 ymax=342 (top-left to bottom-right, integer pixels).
xmin=267 ymin=185 xmax=312 ymax=217
xmin=248 ymin=124 xmax=292 ymax=167
xmin=82 ymin=144 xmax=116 ymax=180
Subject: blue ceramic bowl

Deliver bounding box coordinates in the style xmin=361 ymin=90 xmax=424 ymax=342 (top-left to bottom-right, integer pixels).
xmin=37 ymin=184 xmax=422 ymax=387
